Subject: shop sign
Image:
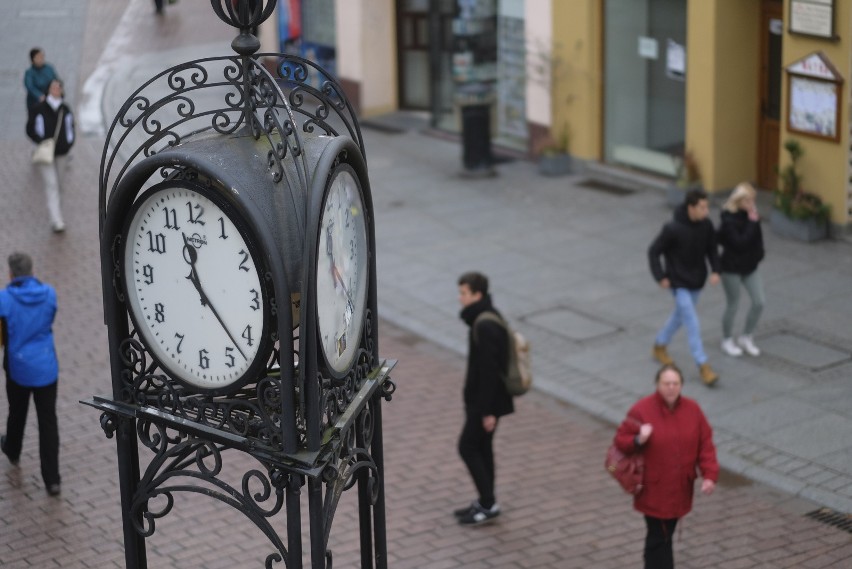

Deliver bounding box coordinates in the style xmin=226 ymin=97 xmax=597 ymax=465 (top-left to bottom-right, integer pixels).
xmin=786 ymin=51 xmax=843 ymax=141
xmin=790 ymin=0 xmax=836 ymax=40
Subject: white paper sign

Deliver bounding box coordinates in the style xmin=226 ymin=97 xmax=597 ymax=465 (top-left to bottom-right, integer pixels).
xmin=666 ymin=40 xmax=685 ymax=80
xmin=638 ymin=36 xmax=658 ymax=60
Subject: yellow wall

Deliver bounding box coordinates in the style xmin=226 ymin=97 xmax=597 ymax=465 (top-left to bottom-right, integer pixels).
xmin=551 ymin=0 xmax=601 ymax=160
xmin=686 ymin=0 xmax=761 ymax=193
xmin=780 ymin=0 xmax=850 ymax=224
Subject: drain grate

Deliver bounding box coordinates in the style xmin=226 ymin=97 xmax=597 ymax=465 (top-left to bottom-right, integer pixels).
xmin=577 ymin=179 xmax=634 ymax=196
xmin=805 ymin=508 xmax=852 ymax=533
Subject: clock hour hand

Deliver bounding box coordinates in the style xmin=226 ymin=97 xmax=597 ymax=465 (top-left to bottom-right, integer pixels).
xmin=181 ymin=233 xmax=247 ymax=360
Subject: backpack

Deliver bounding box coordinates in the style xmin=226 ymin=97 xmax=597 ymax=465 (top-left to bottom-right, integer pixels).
xmin=473 ymin=312 xmax=532 ymax=396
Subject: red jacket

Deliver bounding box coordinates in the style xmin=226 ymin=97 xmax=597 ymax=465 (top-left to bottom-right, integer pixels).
xmin=615 ymin=392 xmax=719 ymax=519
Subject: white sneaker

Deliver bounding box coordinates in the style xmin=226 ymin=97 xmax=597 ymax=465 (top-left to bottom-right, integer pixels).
xmin=721 ymin=338 xmax=743 ymax=357
xmin=737 ymin=335 xmax=760 ymax=356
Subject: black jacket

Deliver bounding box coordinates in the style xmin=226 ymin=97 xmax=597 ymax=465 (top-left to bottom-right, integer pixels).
xmin=26 ymin=100 xmax=75 ymax=157
xmin=460 ymin=295 xmax=514 ymax=418
xmin=718 ymin=210 xmax=764 ymax=275
xmin=648 ymin=204 xmax=720 ymax=290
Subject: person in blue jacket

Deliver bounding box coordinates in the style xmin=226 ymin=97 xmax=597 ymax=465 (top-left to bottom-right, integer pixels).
xmin=23 ymin=48 xmax=58 ymax=112
xmin=0 ymin=252 xmax=61 ymax=496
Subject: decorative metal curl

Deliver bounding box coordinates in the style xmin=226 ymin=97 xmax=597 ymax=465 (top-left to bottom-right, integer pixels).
xmin=128 ymin=422 xmax=289 ymax=564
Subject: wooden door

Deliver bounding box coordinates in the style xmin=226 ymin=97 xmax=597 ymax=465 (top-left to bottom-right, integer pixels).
xmin=757 ymin=0 xmax=783 ymax=189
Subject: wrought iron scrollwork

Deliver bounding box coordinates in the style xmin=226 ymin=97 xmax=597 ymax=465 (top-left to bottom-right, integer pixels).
xmin=131 ymin=418 xmax=289 ymax=564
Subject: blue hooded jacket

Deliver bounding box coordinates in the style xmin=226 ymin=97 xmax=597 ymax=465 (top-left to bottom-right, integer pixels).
xmin=0 ymin=276 xmax=58 ymax=387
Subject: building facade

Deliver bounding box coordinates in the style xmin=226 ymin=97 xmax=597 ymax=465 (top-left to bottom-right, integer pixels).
xmin=262 ymin=0 xmax=851 ymax=228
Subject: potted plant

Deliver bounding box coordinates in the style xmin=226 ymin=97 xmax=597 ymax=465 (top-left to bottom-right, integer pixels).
xmin=667 ymin=150 xmax=702 ymax=208
xmin=769 ymin=139 xmax=830 ymax=242
xmin=535 ymin=122 xmax=572 ymax=177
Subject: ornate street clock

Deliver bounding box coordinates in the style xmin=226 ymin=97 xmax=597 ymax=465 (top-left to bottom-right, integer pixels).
xmin=122 ymin=180 xmax=275 ymax=393
xmin=88 ymin=2 xmax=394 ymax=568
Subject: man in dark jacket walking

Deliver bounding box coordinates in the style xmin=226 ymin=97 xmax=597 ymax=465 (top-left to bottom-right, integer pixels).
xmin=0 ymin=253 xmax=61 ymax=496
xmin=648 ymin=190 xmax=721 ymax=386
xmin=454 ymin=271 xmax=513 ymax=526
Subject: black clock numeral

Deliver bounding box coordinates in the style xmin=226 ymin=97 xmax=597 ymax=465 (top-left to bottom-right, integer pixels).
xmin=218 ymin=217 xmax=228 ymax=239
xmin=349 ymin=238 xmax=355 ymax=260
xmin=147 ymin=231 xmax=166 ymax=254
xmin=154 ymin=302 xmax=165 ymax=323
xmin=142 ymin=264 xmax=154 ymax=285
xmin=249 ymin=289 xmax=260 ymax=311
xmin=242 ymin=325 xmax=254 ymax=347
xmin=174 ymin=333 xmax=184 ymax=354
xmin=163 ymin=207 xmax=180 ymax=230
xmin=187 ymin=201 xmax=206 ymax=225
xmin=238 ymin=249 xmax=250 ymax=272
xmin=198 ymin=349 xmax=210 ymax=370
xmin=224 ymin=347 xmax=235 ymax=368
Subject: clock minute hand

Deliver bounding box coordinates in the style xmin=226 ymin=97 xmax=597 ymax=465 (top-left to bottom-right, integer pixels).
xmin=181 ymin=233 xmax=247 ymax=360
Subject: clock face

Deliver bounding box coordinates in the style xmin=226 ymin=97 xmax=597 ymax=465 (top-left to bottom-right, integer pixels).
xmin=123 ymin=182 xmax=271 ymax=392
xmin=315 ymin=166 xmax=369 ymax=375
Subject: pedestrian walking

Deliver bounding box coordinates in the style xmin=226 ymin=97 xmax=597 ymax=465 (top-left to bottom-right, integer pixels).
xmin=23 ymin=47 xmax=58 ymax=113
xmin=614 ymin=364 xmax=719 ymax=569
xmin=648 ymin=189 xmax=721 ymax=386
xmin=454 ymin=271 xmax=513 ymax=526
xmin=26 ymin=79 xmax=75 ymax=233
xmin=718 ymin=183 xmax=765 ymax=357
xmin=0 ymin=253 xmax=62 ymax=496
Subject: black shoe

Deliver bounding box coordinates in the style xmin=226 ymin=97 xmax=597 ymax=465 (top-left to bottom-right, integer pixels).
xmin=1 ymin=435 xmax=19 ymax=466
xmin=458 ymin=502 xmax=500 ymax=526
xmin=453 ymin=502 xmax=476 ymax=518
xmin=47 ymin=483 xmax=61 ymax=496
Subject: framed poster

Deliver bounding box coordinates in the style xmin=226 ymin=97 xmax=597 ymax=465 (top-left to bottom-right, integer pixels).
xmin=786 ymin=52 xmax=843 ymax=142
xmin=789 ymin=0 xmax=835 ymax=40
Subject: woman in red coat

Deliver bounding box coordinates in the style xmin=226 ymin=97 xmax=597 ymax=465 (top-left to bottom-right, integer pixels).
xmin=615 ymin=364 xmax=719 ymax=569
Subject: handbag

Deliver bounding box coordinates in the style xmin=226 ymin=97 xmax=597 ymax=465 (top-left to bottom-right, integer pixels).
xmin=605 ymin=417 xmax=645 ymax=495
xmin=32 ymin=110 xmax=64 ymax=165
xmin=605 ymin=443 xmax=644 ymax=495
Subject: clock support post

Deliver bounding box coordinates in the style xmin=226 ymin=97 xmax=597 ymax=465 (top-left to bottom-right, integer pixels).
xmin=85 ymin=2 xmax=396 ymax=568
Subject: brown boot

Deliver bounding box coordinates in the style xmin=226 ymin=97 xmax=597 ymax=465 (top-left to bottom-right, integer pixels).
xmin=652 ymin=344 xmax=674 ymax=365
xmin=699 ymin=363 xmax=719 ymax=386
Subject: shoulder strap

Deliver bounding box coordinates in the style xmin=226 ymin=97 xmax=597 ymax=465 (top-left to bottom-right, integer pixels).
xmin=51 ymin=110 xmax=64 ymax=142
xmin=472 ymin=311 xmax=506 ymax=343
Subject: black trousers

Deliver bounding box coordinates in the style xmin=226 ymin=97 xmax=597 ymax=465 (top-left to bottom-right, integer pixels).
xmin=4 ymin=379 xmax=60 ymax=486
xmin=644 ymin=516 xmax=679 ymax=569
xmin=458 ymin=410 xmax=496 ymax=508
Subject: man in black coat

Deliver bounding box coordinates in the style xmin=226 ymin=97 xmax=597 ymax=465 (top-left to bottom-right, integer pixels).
xmin=454 ymin=271 xmax=513 ymax=526
xmin=648 ymin=189 xmax=721 ymax=386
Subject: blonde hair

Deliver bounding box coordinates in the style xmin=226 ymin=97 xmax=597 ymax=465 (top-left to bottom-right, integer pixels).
xmin=723 ymin=182 xmax=756 ymax=213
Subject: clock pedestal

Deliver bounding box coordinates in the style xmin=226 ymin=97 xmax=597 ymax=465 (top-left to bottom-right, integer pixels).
xmin=84 ymin=2 xmax=396 ymax=568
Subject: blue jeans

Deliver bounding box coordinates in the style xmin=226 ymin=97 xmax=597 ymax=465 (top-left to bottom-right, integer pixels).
xmin=655 ymin=288 xmax=706 ymax=366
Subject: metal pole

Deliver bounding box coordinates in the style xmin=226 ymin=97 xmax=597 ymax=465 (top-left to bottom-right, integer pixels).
xmin=369 ymin=396 xmax=388 ymax=569
xmin=116 ymin=419 xmax=147 ymax=569
xmin=287 ymin=473 xmax=304 ymax=569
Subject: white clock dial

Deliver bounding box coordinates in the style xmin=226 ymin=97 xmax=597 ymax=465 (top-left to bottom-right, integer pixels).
xmin=123 ymin=184 xmax=269 ymax=391
xmin=316 ymin=167 xmax=368 ymax=375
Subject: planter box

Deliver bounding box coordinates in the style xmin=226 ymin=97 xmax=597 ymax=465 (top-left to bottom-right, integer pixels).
xmin=769 ymin=208 xmax=828 ymax=242
xmin=538 ymin=153 xmax=572 ymax=177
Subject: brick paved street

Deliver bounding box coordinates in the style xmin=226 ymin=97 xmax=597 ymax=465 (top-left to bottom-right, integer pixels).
xmin=1 ymin=0 xmax=851 ymax=567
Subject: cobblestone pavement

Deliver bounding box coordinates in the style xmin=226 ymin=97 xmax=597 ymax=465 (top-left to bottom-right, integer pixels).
xmin=0 ymin=0 xmax=851 ymax=567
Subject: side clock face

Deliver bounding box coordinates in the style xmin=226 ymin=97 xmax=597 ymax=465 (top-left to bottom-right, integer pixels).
xmin=123 ymin=182 xmax=272 ymax=392
xmin=315 ymin=165 xmax=369 ymax=375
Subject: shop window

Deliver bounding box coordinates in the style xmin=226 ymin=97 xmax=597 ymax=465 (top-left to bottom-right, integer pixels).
xmin=604 ymin=0 xmax=686 ymax=177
